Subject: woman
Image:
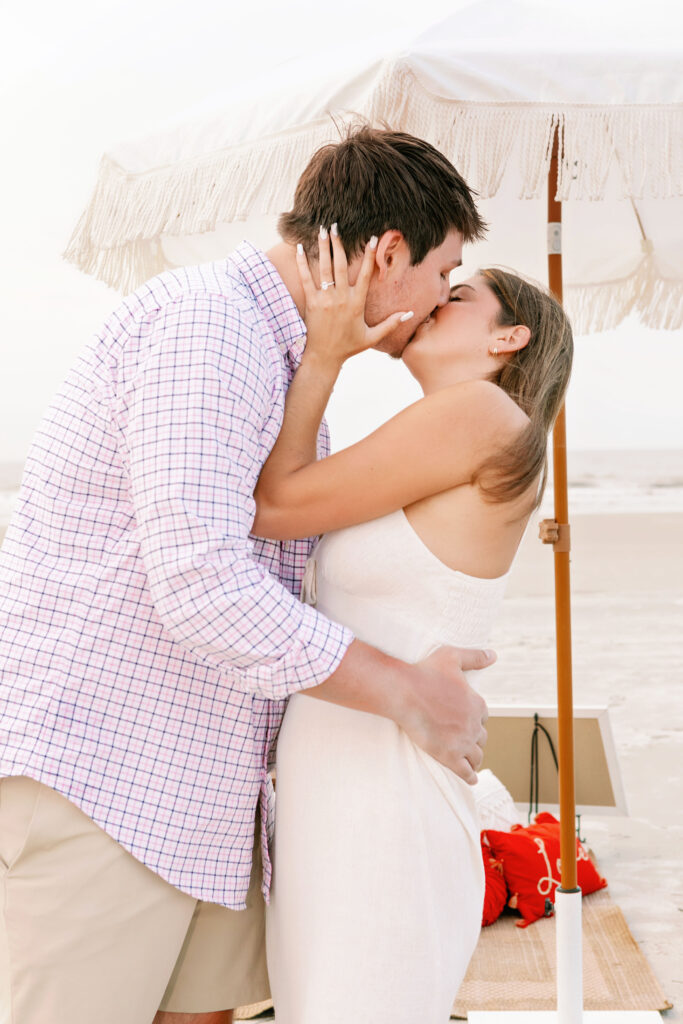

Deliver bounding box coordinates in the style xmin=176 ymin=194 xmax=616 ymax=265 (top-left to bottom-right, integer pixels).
xmin=252 ymin=229 xmax=573 ymax=1023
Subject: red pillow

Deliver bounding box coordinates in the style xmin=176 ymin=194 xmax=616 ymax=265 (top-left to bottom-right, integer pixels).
xmin=483 ymin=813 xmax=607 ymax=927
xmin=481 ymin=836 xmax=508 ymax=927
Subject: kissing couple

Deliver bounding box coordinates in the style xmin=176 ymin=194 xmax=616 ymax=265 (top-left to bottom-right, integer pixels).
xmin=0 ymin=125 xmax=572 ymax=1024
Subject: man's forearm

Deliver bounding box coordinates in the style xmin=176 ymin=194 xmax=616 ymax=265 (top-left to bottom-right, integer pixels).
xmin=303 ymin=638 xmax=412 ymax=724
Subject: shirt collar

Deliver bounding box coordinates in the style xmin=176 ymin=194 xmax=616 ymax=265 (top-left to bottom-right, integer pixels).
xmin=229 ymin=241 xmax=306 ymax=368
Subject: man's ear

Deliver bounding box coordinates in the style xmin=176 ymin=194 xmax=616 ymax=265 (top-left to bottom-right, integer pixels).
xmin=375 ymin=230 xmax=405 ymax=281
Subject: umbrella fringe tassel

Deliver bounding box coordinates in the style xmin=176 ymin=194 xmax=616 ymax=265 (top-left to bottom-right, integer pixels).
xmin=567 ymin=256 xmax=683 ymax=334
xmin=63 ymin=123 xmax=343 ymax=294
xmin=369 ymin=67 xmax=683 ymax=203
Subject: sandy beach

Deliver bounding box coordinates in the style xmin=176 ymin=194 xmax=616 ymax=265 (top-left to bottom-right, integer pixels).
xmin=484 ymin=510 xmax=683 ymax=1020
xmin=1 ymin=470 xmax=681 ymax=1018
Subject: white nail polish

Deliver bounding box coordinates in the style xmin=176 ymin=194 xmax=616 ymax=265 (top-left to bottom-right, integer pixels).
xmin=297 ymin=243 xmax=304 ymax=255
xmin=331 ymin=222 xmax=339 ymax=237
xmin=400 ymin=311 xmax=414 ymax=322
xmin=320 ymin=226 xmax=328 ymax=240
xmin=369 ymin=235 xmax=378 ymax=249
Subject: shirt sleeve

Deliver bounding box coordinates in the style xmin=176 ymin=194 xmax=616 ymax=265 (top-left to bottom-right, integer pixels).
xmin=115 ymin=291 xmax=354 ymax=700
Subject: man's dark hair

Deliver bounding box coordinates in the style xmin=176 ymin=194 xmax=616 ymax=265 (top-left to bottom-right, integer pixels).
xmin=278 ymin=124 xmax=487 ymax=264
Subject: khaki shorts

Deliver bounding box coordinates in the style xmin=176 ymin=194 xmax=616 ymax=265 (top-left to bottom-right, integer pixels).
xmin=0 ymin=776 xmax=269 ymax=1024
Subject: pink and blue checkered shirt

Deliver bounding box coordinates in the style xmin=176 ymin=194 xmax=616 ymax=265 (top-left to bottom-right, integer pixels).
xmin=0 ymin=243 xmax=353 ymax=907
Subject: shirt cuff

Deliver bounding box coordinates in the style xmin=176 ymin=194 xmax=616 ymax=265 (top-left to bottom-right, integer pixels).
xmin=238 ymin=603 xmax=354 ymax=700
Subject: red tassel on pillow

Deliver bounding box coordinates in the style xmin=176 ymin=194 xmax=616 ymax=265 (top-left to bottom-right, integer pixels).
xmin=481 ymin=836 xmax=508 ymax=927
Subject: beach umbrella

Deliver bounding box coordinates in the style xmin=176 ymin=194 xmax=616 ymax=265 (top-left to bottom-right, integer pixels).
xmin=65 ymin=2 xmax=682 ymax=1020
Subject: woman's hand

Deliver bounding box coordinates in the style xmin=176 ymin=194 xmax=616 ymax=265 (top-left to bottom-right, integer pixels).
xmin=296 ymin=225 xmax=413 ymax=370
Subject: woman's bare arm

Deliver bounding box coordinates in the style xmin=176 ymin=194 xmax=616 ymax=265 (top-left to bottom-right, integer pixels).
xmin=253 ymin=376 xmax=523 ymax=539
xmin=254 ymin=228 xmax=412 ymax=490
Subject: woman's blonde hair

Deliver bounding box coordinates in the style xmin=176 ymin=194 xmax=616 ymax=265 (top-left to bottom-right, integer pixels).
xmin=475 ymin=267 xmax=574 ymax=506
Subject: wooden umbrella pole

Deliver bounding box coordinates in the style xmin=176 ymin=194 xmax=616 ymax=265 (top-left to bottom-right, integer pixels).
xmin=551 ymin=408 xmax=578 ymax=891
xmin=547 ymin=129 xmax=578 ymax=893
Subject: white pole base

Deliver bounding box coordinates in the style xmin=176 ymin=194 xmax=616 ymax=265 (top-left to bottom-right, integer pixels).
xmin=556 ymin=886 xmax=583 ymax=1023
xmin=467 ymin=1012 xmax=662 ymax=1021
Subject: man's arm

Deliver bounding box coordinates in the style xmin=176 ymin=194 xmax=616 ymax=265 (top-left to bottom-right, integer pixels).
xmin=116 ymin=292 xmax=353 ymax=700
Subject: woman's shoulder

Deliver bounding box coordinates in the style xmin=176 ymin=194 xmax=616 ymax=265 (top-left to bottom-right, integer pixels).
xmin=413 ymin=379 xmax=530 ymax=437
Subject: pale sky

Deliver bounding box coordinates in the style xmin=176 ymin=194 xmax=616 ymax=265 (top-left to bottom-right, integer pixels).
xmin=2 ymin=0 xmax=682 ymax=463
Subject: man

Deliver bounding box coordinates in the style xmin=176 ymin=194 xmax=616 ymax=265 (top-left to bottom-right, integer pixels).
xmin=0 ymin=126 xmax=490 ymax=1024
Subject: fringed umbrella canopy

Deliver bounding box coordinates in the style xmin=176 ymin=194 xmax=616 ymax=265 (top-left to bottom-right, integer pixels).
xmin=65 ymin=0 xmax=683 ymax=334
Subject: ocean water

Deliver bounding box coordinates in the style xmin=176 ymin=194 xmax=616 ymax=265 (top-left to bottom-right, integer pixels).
xmin=539 ymin=449 xmax=683 ymax=516
xmin=1 ymin=451 xmax=683 ymax=532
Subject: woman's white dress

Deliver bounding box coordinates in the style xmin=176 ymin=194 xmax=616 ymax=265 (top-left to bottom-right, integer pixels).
xmin=266 ymin=509 xmax=509 ymax=1023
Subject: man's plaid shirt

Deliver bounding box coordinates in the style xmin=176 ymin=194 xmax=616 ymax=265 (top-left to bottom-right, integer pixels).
xmin=0 ymin=243 xmax=353 ymax=907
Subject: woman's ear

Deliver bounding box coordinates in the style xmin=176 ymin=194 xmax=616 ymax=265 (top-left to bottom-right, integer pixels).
xmin=498 ymin=324 xmax=531 ymax=353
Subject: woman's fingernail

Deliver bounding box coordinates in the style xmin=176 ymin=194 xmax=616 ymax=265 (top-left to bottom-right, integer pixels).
xmin=400 ymin=311 xmax=414 ymax=322
xmin=331 ymin=222 xmax=339 ymax=237
xmin=320 ymin=226 xmax=328 ymax=240
xmin=369 ymin=235 xmax=378 ymax=249
xmin=485 ymin=649 xmax=496 ymax=661
xmin=296 ymin=243 xmax=304 ymax=255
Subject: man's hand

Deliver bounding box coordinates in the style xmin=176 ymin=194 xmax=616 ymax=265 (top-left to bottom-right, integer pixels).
xmin=304 ymin=640 xmax=494 ymax=784
xmin=396 ymin=646 xmax=492 ymax=784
